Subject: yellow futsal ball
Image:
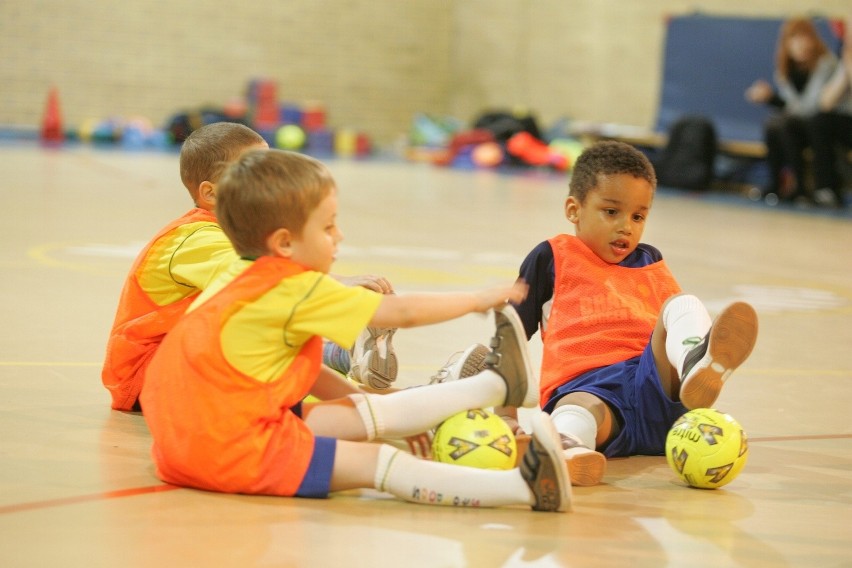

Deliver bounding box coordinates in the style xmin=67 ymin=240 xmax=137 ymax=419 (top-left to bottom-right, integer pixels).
xmin=432 ymin=409 xmax=517 ymax=470
xmin=666 ymin=408 xmax=749 ymax=489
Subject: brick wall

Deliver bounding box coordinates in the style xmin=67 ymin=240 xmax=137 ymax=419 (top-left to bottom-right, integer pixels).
xmin=1 ymin=0 xmax=847 ymax=146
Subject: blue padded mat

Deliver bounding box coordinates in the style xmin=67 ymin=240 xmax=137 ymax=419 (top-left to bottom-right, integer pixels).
xmin=655 ymin=14 xmax=843 ymax=142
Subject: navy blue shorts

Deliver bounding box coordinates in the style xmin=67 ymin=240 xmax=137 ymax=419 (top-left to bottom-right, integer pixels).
xmin=292 ymin=402 xmax=336 ymax=498
xmin=543 ymin=340 xmax=687 ymax=458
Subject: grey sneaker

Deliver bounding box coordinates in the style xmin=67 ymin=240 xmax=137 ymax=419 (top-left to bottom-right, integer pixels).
xmin=680 ymin=302 xmax=758 ymax=409
xmin=429 ymin=343 xmax=490 ymax=384
xmin=520 ymin=411 xmax=572 ymax=512
xmin=348 ymin=327 xmax=398 ymax=390
xmin=560 ymin=433 xmax=606 ymax=487
xmin=485 ymin=305 xmax=539 ymax=408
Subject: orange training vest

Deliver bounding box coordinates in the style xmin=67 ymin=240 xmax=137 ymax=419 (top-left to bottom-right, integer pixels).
xmin=140 ymin=256 xmax=322 ymax=496
xmin=540 ymin=234 xmax=682 ymax=402
xmin=102 ymin=208 xmax=217 ymax=410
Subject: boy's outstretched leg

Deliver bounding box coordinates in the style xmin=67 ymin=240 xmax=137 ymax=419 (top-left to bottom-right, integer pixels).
xmin=309 ymin=305 xmax=539 ymax=443
xmin=352 ymin=411 xmax=571 ymax=512
xmin=678 ymin=301 xmax=758 ymax=409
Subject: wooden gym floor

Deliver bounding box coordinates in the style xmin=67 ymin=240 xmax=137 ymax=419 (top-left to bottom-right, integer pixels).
xmin=0 ymin=143 xmax=850 ymax=567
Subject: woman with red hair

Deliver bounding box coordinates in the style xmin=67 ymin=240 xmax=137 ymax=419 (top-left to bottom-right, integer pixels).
xmin=746 ymin=17 xmax=839 ymax=205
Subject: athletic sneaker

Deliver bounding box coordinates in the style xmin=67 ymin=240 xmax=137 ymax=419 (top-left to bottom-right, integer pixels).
xmin=429 ymin=343 xmax=490 ymax=384
xmin=679 ymin=302 xmax=758 ymax=409
xmin=485 ymin=305 xmax=539 ymax=409
xmin=560 ymin=433 xmax=607 ymax=487
xmin=520 ymin=411 xmax=572 ymax=512
xmin=348 ymin=327 xmax=398 ymax=390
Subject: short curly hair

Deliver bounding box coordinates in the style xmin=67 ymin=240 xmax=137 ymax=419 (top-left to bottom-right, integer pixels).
xmin=568 ymin=141 xmax=656 ymax=203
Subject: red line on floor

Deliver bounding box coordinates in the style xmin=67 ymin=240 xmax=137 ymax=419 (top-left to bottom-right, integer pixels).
xmin=0 ymin=484 xmax=180 ymax=515
xmin=751 ymin=433 xmax=852 ymax=443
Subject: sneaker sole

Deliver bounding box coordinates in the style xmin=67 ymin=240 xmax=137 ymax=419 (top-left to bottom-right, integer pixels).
xmin=354 ymin=328 xmax=398 ymax=390
xmin=680 ymin=302 xmax=758 ymax=409
xmin=457 ymin=344 xmax=490 ymax=379
xmin=564 ymin=448 xmax=606 ymax=487
xmin=360 ymin=350 xmax=398 ymax=390
xmin=527 ymin=412 xmax=572 ymax=512
xmin=491 ymin=305 xmax=539 ymax=408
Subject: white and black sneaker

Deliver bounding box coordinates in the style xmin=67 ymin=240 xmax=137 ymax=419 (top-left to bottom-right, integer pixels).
xmin=680 ymin=302 xmax=758 ymax=409
xmin=429 ymin=343 xmax=490 ymax=384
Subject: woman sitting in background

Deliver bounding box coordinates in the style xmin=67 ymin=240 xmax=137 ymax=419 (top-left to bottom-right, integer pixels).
xmin=745 ymin=17 xmax=838 ymax=205
xmin=809 ymin=13 xmax=852 ymax=209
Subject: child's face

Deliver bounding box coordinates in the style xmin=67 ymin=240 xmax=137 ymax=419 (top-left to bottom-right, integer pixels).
xmin=565 ymin=173 xmax=653 ymax=264
xmin=288 ymin=190 xmax=343 ymax=273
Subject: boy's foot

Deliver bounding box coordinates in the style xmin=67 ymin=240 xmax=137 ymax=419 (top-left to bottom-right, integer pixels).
xmin=348 ymin=327 xmax=398 ymax=390
xmin=679 ymin=302 xmax=758 ymax=409
xmin=520 ymin=411 xmax=572 ymax=512
xmin=560 ymin=434 xmax=606 ymax=487
xmin=485 ymin=305 xmax=539 ymax=409
xmin=429 ymin=343 xmax=490 ymax=384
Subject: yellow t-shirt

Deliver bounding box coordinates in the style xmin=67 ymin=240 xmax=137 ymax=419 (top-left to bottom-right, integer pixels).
xmin=191 ymin=258 xmax=382 ymax=383
xmin=137 ymin=221 xmax=237 ymax=306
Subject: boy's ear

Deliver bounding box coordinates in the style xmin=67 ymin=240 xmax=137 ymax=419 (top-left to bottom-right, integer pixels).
xmin=564 ymin=196 xmax=580 ymax=224
xmin=197 ymin=181 xmax=216 ymax=210
xmin=266 ymin=227 xmax=294 ymax=258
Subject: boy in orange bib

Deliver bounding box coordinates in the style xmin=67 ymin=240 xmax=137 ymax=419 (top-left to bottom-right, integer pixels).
xmin=140 ymin=149 xmax=572 ymax=512
xmin=501 ymin=141 xmax=758 ymax=486
xmin=102 ymin=123 xmax=393 ymax=411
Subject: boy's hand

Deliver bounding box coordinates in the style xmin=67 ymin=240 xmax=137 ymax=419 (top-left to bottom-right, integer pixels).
xmin=334 ymin=273 xmax=394 ymax=294
xmin=473 ymin=279 xmax=528 ymax=313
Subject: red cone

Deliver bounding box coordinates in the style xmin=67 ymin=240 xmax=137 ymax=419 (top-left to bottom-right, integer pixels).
xmin=40 ymin=87 xmax=64 ymax=143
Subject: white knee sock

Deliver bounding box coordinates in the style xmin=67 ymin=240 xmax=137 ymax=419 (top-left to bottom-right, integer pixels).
xmin=374 ymin=444 xmax=532 ymax=508
xmin=550 ymin=405 xmax=597 ymax=449
xmin=351 ymin=370 xmax=506 ymax=440
xmin=662 ymin=294 xmax=712 ymax=376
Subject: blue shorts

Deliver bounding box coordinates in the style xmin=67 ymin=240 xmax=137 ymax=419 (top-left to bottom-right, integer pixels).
xmin=542 ymin=341 xmax=687 ymax=458
xmin=292 ymin=402 xmax=336 ymax=499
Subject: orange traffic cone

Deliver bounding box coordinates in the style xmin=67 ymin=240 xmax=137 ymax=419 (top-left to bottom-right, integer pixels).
xmin=40 ymin=87 xmax=64 ymax=144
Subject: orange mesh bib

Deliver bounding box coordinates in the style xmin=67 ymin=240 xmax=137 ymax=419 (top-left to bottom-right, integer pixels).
xmin=141 ymin=256 xmax=322 ymax=496
xmin=540 ymin=235 xmax=681 ymax=402
xmin=102 ymin=208 xmax=217 ymax=410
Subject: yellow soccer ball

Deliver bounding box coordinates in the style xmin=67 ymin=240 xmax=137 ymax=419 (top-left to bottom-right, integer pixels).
xmin=666 ymin=408 xmax=749 ymax=489
xmin=432 ymin=409 xmax=517 ymax=470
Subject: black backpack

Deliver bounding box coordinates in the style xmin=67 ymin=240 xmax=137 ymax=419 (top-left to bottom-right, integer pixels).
xmin=655 ymin=116 xmax=717 ymax=190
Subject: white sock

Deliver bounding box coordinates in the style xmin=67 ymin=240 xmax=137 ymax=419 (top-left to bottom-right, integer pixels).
xmin=550 ymin=405 xmax=597 ymax=449
xmin=351 ymin=370 xmax=506 ymax=440
xmin=374 ymin=444 xmax=532 ymax=508
xmin=662 ymin=294 xmax=712 ymax=376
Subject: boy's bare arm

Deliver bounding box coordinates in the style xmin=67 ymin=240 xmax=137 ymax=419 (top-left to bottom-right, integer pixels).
xmin=367 ymin=280 xmax=528 ymax=329
xmin=310 ymin=366 xmax=362 ymax=400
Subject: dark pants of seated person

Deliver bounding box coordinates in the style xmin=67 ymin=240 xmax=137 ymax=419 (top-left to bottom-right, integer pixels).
xmin=764 ymin=113 xmax=810 ymax=200
xmin=809 ymin=111 xmax=852 ymax=207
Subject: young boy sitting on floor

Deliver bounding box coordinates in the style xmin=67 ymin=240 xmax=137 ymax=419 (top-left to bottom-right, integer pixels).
xmin=139 ymin=148 xmax=571 ymax=512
